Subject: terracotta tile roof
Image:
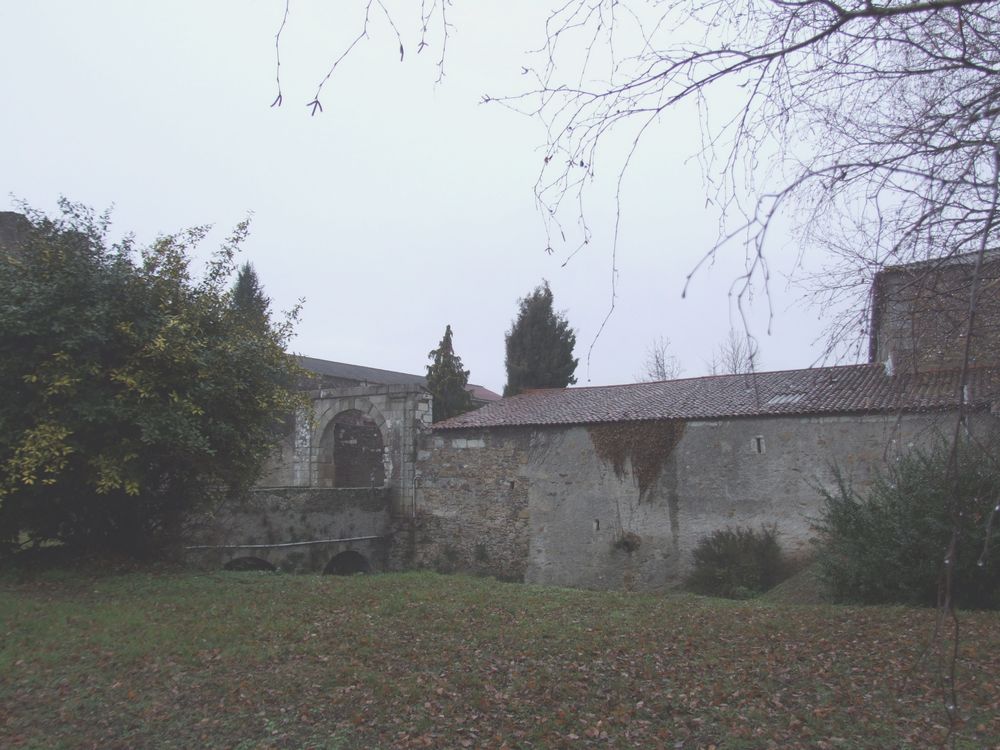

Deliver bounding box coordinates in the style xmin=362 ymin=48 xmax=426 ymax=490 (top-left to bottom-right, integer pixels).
xmin=466 ymin=384 xmax=502 ymax=402
xmin=434 ymin=364 xmax=1000 ymax=429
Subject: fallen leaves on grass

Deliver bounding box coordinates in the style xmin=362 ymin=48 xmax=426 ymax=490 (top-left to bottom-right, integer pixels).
xmin=1 ymin=572 xmax=998 ymax=748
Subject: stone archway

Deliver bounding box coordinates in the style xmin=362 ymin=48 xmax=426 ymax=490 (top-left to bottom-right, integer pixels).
xmin=316 ymin=409 xmax=385 ymax=488
xmin=324 ymin=550 xmax=371 ymax=575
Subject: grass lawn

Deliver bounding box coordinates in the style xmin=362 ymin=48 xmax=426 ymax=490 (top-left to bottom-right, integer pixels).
xmin=1 ymin=569 xmax=998 ymax=749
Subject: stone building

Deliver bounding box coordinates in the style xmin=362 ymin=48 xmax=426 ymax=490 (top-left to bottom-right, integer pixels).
xmin=7 ymin=207 xmax=997 ymax=584
xmin=186 ymin=357 xmax=500 ymax=572
xmin=193 ymin=253 xmax=999 ymax=583
xmin=398 ymin=253 xmax=1000 ymax=590
xmin=870 ymin=251 xmax=1000 ymax=374
xmin=259 ymin=356 xmax=500 ymax=496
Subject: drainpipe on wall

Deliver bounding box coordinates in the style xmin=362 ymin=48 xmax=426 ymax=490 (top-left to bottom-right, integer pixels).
xmin=413 ymin=471 xmax=421 ymax=518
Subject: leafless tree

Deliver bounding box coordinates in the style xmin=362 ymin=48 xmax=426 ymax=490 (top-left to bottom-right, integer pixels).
xmin=635 ymin=335 xmax=683 ymax=382
xmin=491 ymin=1 xmax=1000 ymax=361
xmin=706 ymin=328 xmax=759 ymax=375
xmin=276 ymin=1 xmax=998 ymax=354
xmin=275 ymin=1 xmax=999 ymax=730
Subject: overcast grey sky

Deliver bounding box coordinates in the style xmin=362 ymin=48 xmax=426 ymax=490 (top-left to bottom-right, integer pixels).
xmin=0 ymin=2 xmax=844 ymax=393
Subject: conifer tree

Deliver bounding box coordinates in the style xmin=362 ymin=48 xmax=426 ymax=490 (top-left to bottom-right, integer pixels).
xmin=426 ymin=324 xmax=473 ymax=423
xmin=504 ymin=281 xmax=578 ymax=397
xmin=231 ymin=261 xmax=270 ymax=328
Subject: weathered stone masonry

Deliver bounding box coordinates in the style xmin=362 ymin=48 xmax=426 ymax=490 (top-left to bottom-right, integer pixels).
xmin=187 ymin=382 xmax=432 ymax=573
xmin=389 ymin=429 xmax=533 ymax=579
xmin=409 ymin=411 xmax=996 ymax=591
xmin=183 ymin=253 xmax=999 ymax=586
xmin=870 ymin=253 xmax=1000 ymax=374
xmin=185 ymin=487 xmax=391 ymax=573
xmin=258 ymin=382 xmax=433 ymax=511
xmin=401 ymin=252 xmax=1000 ymax=591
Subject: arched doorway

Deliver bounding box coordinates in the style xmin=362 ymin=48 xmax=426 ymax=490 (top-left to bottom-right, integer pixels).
xmin=323 ymin=550 xmax=371 ymax=575
xmin=316 ymin=409 xmax=385 ymax=488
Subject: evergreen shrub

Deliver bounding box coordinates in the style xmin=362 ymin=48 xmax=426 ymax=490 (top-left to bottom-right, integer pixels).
xmin=685 ymin=524 xmax=786 ymax=599
xmin=815 ymin=442 xmax=1000 ymax=609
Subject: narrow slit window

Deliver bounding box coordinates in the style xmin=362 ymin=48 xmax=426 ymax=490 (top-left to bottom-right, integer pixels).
xmin=754 ymin=436 xmax=765 ymax=454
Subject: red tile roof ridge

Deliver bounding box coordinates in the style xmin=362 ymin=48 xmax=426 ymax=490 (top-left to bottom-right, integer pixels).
xmin=517 ymin=362 xmax=877 ymax=393
xmin=433 ymin=363 xmax=1000 ymax=430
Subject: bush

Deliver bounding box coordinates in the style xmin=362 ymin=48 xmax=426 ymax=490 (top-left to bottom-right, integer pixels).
xmin=685 ymin=524 xmax=786 ymax=599
xmin=815 ymin=442 xmax=1000 ymax=609
xmin=0 ymin=202 xmax=303 ymax=558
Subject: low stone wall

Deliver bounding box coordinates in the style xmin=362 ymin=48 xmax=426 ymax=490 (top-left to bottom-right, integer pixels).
xmin=185 ymin=487 xmax=391 ymax=573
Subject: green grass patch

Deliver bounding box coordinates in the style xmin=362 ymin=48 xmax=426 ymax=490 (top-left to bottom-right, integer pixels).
xmin=1 ymin=569 xmax=998 ymax=748
xmin=759 ymin=561 xmax=830 ymax=606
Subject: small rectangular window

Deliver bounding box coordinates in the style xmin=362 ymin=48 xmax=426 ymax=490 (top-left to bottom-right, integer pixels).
xmin=754 ymin=436 xmax=765 ymax=454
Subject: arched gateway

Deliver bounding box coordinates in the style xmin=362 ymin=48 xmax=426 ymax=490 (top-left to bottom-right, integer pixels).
xmin=316 ymin=409 xmax=385 ymax=488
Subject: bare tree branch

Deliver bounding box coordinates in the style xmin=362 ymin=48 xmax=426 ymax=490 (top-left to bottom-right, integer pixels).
xmin=479 ymin=0 xmax=1000 ymax=365
xmin=271 ymin=1 xmax=451 ymax=115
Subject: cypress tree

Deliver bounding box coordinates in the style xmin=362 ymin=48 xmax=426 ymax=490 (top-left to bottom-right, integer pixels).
xmin=426 ymin=324 xmax=473 ymax=422
xmin=504 ymin=281 xmax=578 ymax=396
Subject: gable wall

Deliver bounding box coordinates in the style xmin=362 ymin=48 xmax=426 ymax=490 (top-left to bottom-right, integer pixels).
xmin=404 ymin=410 xmax=994 ymax=590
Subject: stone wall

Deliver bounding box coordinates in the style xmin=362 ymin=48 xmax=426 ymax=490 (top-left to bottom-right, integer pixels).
xmin=185 ymin=487 xmax=391 ymax=573
xmin=409 ymin=410 xmax=995 ymax=591
xmin=871 ymin=255 xmax=1000 ymax=374
xmin=388 ymin=429 xmax=535 ymax=580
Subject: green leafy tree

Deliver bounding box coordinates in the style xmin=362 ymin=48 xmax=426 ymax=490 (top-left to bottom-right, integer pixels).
xmin=426 ymin=325 xmax=472 ymax=423
xmin=0 ymin=201 xmax=303 ymax=558
xmin=504 ymin=281 xmax=578 ymax=397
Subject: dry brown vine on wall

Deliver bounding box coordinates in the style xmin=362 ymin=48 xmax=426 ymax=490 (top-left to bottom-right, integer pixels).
xmin=588 ymin=420 xmax=686 ymax=498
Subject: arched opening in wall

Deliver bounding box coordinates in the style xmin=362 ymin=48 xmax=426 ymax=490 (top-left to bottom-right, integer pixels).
xmin=317 ymin=409 xmax=385 ymax=488
xmin=224 ymin=557 xmax=276 ymax=572
xmin=323 ymin=550 xmax=371 ymax=576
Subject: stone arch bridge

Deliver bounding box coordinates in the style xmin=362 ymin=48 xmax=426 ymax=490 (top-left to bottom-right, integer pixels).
xmin=185 ymin=487 xmax=391 ymax=574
